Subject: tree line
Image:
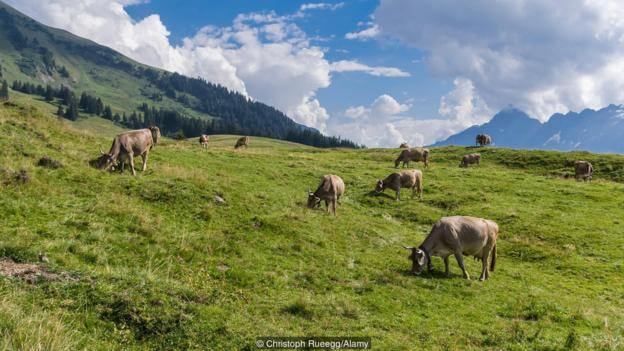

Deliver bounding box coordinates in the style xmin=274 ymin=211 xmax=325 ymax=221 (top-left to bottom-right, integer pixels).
xmin=10 ymin=80 xmax=362 ymax=148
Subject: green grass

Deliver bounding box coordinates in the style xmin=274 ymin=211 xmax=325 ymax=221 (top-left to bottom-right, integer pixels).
xmin=1 ymin=99 xmax=624 ymax=350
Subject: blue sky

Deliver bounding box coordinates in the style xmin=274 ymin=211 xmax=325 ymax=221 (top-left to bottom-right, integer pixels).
xmin=123 ymin=0 xmax=450 ymax=125
xmin=9 ymin=0 xmax=624 ymax=147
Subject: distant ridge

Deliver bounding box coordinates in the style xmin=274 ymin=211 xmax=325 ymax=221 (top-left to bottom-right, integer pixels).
xmin=433 ymin=105 xmax=624 ymax=153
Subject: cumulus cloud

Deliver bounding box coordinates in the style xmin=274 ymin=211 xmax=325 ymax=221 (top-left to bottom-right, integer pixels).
xmin=329 ymin=94 xmax=420 ymax=147
xmin=330 ymin=60 xmax=410 ymax=77
xmin=329 ymin=90 xmax=490 ymax=147
xmin=438 ymin=77 xmax=492 ymax=126
xmin=345 ymin=24 xmax=379 ymax=41
xmin=6 ymin=0 xmax=407 ymax=133
xmin=374 ymin=0 xmax=624 ymax=121
xmin=299 ymin=2 xmax=345 ymax=12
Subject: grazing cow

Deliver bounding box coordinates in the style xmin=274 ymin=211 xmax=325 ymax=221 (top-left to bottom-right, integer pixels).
xmin=476 ymin=134 xmax=492 ymax=147
xmin=395 ymin=147 xmax=429 ymax=168
xmin=399 ymin=142 xmax=410 ymax=149
xmin=375 ymin=169 xmax=423 ymax=200
xmin=199 ymin=135 xmax=209 ymax=148
xmin=307 ymin=174 xmax=345 ymax=216
xmin=403 ymin=216 xmax=499 ymax=281
xmin=99 ymin=126 xmax=161 ymax=176
xmin=460 ymin=153 xmax=481 ymax=167
xmin=235 ymin=136 xmax=250 ymax=149
xmin=574 ymin=160 xmax=593 ymax=181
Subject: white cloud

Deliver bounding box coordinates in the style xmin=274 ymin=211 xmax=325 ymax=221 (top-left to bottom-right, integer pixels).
xmin=6 ymin=0 xmax=410 ymax=134
xmin=300 ymin=2 xmax=345 ymax=12
xmin=344 ymin=106 xmax=369 ymax=119
xmin=438 ymin=77 xmax=492 ymax=127
xmin=371 ymin=94 xmax=410 ymax=116
xmin=374 ymin=0 xmax=624 ymax=121
xmin=329 ymin=91 xmax=488 ymax=147
xmin=345 ymin=24 xmax=379 ymax=41
xmin=330 ymin=60 xmax=410 ymax=77
xmin=329 ymin=94 xmax=418 ymax=147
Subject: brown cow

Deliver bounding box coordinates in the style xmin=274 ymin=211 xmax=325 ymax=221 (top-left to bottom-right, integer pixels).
xmin=399 ymin=142 xmax=410 ymax=149
xmin=307 ymin=174 xmax=345 ymax=216
xmin=476 ymin=134 xmax=492 ymax=146
xmin=235 ymin=136 xmax=250 ymax=149
xmin=199 ymin=135 xmax=210 ymax=148
xmin=403 ymin=216 xmax=499 ymax=281
xmin=99 ymin=126 xmax=161 ymax=176
xmin=460 ymin=153 xmax=481 ymax=167
xmin=574 ymin=160 xmax=593 ymax=181
xmin=395 ymin=147 xmax=429 ymax=168
xmin=375 ymin=169 xmax=423 ymax=200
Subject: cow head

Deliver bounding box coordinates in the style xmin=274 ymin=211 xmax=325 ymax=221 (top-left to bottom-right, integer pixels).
xmin=306 ymin=188 xmax=321 ymax=208
xmin=149 ymin=126 xmax=161 ymax=146
xmin=374 ymin=179 xmax=384 ymax=193
xmin=90 ymin=149 xmax=118 ymax=171
xmin=403 ymin=246 xmax=428 ymax=275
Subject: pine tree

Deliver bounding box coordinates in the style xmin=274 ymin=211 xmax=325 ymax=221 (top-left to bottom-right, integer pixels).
xmin=103 ymin=105 xmax=113 ymax=120
xmin=45 ymin=85 xmax=54 ymax=102
xmin=0 ymin=80 xmax=8 ymax=101
xmin=64 ymin=99 xmax=78 ymax=121
xmin=96 ymin=98 xmax=104 ymax=116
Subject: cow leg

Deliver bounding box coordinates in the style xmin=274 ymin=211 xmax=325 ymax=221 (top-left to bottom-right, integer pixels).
xmin=396 ymin=189 xmax=400 ymax=201
xmin=479 ymin=251 xmax=490 ymax=281
xmin=141 ymin=152 xmax=149 ymax=171
xmin=443 ymin=256 xmax=450 ymax=276
xmin=332 ymin=198 xmax=337 ymax=216
xmin=454 ymin=252 xmax=470 ymax=279
xmin=325 ymin=200 xmax=330 ymax=212
xmin=128 ymin=154 xmax=136 ymax=176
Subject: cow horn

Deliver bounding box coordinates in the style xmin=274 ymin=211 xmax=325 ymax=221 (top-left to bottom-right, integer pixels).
xmin=99 ymin=148 xmax=105 ymax=155
xmin=402 ymin=246 xmax=414 ymax=250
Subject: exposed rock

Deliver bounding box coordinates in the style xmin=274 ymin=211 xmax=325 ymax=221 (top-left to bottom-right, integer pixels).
xmin=214 ymin=195 xmax=226 ymax=205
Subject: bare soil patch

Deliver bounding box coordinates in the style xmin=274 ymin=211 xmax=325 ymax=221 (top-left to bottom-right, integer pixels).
xmin=0 ymin=258 xmax=76 ymax=284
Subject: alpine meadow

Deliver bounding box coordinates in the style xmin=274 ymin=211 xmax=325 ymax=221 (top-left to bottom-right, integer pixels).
xmin=1 ymin=1 xmax=624 ymax=351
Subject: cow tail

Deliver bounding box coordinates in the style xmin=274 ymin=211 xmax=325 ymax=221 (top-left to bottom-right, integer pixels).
xmin=490 ymin=243 xmax=497 ymax=272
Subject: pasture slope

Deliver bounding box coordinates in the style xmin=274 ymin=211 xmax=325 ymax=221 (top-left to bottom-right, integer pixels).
xmin=0 ymin=99 xmax=623 ymax=350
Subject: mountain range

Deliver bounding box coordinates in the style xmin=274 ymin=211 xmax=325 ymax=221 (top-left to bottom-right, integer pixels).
xmin=0 ymin=1 xmax=359 ymax=148
xmin=433 ymin=105 xmax=624 ymax=153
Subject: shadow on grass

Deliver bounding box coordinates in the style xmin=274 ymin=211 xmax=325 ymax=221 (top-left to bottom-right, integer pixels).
xmin=365 ymin=190 xmax=395 ymax=199
xmin=397 ymin=269 xmax=451 ymax=279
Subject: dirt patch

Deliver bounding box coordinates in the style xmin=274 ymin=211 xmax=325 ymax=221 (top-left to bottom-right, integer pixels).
xmin=0 ymin=258 xmax=76 ymax=284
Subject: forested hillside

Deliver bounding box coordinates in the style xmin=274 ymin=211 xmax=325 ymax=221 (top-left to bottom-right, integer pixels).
xmin=0 ymin=1 xmax=360 ymax=148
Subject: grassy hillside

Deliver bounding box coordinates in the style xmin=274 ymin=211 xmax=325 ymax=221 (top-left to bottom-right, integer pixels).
xmin=0 ymin=1 xmax=208 ymax=121
xmin=1 ymin=99 xmax=624 ymax=350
